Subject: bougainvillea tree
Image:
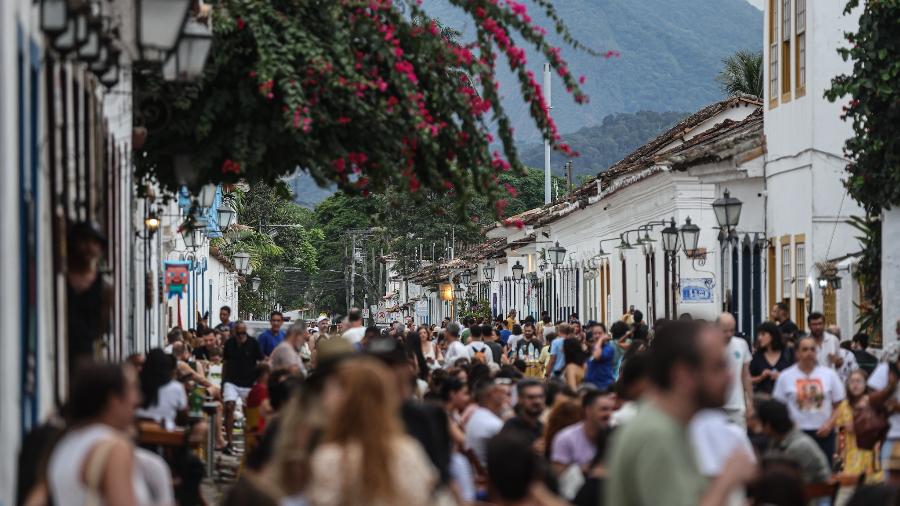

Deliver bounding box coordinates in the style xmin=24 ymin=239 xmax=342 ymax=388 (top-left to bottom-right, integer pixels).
xmin=135 ymin=0 xmax=601 ymax=218
xmin=826 ymin=0 xmax=900 ymax=341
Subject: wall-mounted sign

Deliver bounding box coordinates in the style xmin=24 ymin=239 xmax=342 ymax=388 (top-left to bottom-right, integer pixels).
xmin=415 ymin=300 xmax=429 ymax=317
xmin=680 ymin=278 xmax=715 ymax=304
xmin=164 ymin=261 xmax=191 ymax=298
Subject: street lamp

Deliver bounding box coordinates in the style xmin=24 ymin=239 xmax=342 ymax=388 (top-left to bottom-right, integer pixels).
xmin=251 ymin=275 xmax=261 ymax=292
xmin=136 ymin=0 xmax=192 ymax=62
xmin=459 ymin=270 xmax=472 ymax=285
xmin=511 ymin=261 xmax=524 ymax=281
xmin=40 ymin=0 xmax=69 ymax=37
xmin=712 ymin=190 xmax=743 ymax=231
xmin=483 ymin=263 xmax=495 ymax=282
xmin=181 ymin=225 xmax=202 ymax=249
xmin=680 ymin=217 xmax=701 ymax=255
xmin=547 ymin=242 xmax=567 ymax=267
xmin=661 ymin=218 xmax=679 ymax=254
xmin=232 ymin=251 xmax=250 ymax=274
xmin=216 ymin=202 xmax=236 ymax=230
xmin=169 ymin=18 xmax=214 ymax=81
xmin=616 ymin=235 xmax=635 ymax=250
xmin=144 ymin=211 xmax=160 ymax=234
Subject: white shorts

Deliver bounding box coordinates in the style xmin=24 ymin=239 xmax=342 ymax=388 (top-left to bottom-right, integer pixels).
xmin=223 ymin=382 xmax=251 ymax=404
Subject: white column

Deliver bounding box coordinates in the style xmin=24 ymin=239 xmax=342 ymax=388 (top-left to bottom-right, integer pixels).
xmin=882 ymin=208 xmax=900 ymax=347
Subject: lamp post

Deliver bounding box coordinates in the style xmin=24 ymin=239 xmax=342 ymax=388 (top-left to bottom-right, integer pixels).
xmin=511 ymin=261 xmax=525 ymax=282
xmin=712 ymin=190 xmax=743 ymax=232
xmin=483 ymin=263 xmax=496 ymax=282
xmin=251 ymin=275 xmax=261 ymax=292
xmin=547 ymin=242 xmax=567 ymax=267
xmin=679 ymin=217 xmax=701 ymax=257
xmin=232 ymin=251 xmax=250 ymax=275
xmin=216 ymin=202 xmax=236 ymax=231
xmin=40 ymin=0 xmax=69 ymax=37
xmin=165 ymin=17 xmax=214 ymax=81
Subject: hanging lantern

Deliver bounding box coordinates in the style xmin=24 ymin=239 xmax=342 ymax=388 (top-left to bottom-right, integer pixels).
xmin=459 ymin=270 xmax=472 ymax=285
xmin=41 ymin=0 xmax=69 ymax=37
xmin=512 ymin=261 xmax=525 ymax=281
xmin=680 ymin=217 xmax=701 ymax=255
xmin=216 ymin=202 xmax=236 ymax=230
xmin=483 ymin=263 xmax=495 ymax=281
xmin=661 ymin=218 xmax=679 ymax=254
xmin=712 ymin=190 xmax=743 ymax=231
xmin=251 ymin=276 xmax=262 ymax=292
xmin=135 ymin=0 xmax=193 ymax=62
xmin=172 ymin=18 xmax=214 ymax=81
xmin=548 ymin=242 xmax=567 ymax=266
xmin=439 ymin=283 xmax=454 ymax=301
xmin=232 ymin=251 xmax=250 ymax=273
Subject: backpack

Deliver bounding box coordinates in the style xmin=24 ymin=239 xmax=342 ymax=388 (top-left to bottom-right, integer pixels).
xmin=470 ymin=343 xmax=488 ymax=364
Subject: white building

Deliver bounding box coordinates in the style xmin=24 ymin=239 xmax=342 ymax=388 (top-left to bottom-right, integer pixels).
xmin=762 ymin=0 xmax=865 ymax=338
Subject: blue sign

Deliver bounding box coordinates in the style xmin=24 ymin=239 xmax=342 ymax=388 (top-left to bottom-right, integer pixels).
xmin=680 ymin=278 xmax=715 ymax=304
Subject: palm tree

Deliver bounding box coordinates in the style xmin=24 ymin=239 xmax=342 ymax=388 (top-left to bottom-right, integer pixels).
xmin=717 ymin=50 xmax=764 ymax=98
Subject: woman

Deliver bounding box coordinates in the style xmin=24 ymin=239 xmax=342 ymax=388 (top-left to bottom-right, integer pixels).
xmin=749 ymin=322 xmax=794 ymax=395
xmin=308 ymin=358 xmax=437 ymax=506
xmin=415 ymin=325 xmax=443 ymax=367
xmin=835 ymin=369 xmax=882 ymax=482
xmin=48 ymin=362 xmax=155 ymax=505
xmin=562 ymin=338 xmax=586 ymax=390
xmin=543 ymin=399 xmax=583 ymax=460
xmin=136 ymin=349 xmax=188 ymax=431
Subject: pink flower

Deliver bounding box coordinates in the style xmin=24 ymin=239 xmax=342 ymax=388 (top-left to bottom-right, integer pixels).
xmin=337 ymin=117 xmax=352 ymax=124
xmin=332 ymin=158 xmax=346 ymax=173
xmin=236 ymin=17 xmax=246 ymax=30
xmin=578 ymin=75 xmax=586 ymax=85
xmin=504 ymin=183 xmax=519 ymax=198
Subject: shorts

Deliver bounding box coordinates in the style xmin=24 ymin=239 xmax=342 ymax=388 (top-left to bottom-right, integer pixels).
xmin=223 ymin=382 xmax=251 ymax=404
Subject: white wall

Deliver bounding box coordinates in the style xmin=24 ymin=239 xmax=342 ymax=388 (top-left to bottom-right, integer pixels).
xmin=884 ymin=209 xmax=900 ymax=347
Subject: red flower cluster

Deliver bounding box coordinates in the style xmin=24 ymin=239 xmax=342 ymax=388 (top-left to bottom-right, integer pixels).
xmin=221 ymin=159 xmax=241 ymax=174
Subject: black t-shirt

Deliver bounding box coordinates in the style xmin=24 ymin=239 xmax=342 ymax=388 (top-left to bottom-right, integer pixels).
xmin=222 ymin=336 xmax=263 ymax=387
xmin=749 ymin=348 xmax=795 ymax=394
xmin=485 ymin=341 xmax=503 ymax=364
xmin=779 ymin=319 xmax=799 ymax=338
xmin=573 ymin=477 xmax=605 ymax=506
xmin=193 ymin=346 xmax=211 ymax=361
xmin=501 ymin=415 xmax=544 ymax=443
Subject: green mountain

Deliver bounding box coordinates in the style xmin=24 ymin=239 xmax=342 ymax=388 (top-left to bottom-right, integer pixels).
xmin=518 ymin=110 xmax=688 ymax=177
xmin=422 ymin=0 xmax=762 ymax=142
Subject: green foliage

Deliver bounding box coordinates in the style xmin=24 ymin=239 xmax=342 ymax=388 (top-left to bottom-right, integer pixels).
xmin=717 ymin=49 xmax=763 ymax=98
xmin=826 ymin=0 xmax=900 ymax=214
xmin=848 ymin=215 xmax=882 ymax=345
xmin=134 ymin=0 xmax=590 ymax=220
xmin=826 ymin=0 xmax=900 ymax=341
xmin=518 ymin=111 xmax=687 ymax=175
xmin=215 ymin=183 xmax=323 ymax=318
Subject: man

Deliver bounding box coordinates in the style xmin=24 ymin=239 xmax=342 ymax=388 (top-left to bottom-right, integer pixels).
xmin=501 ymin=379 xmax=546 ymax=447
xmin=257 ymin=310 xmax=286 ymax=357
xmin=807 ymin=312 xmax=843 ymax=372
xmin=222 ymin=321 xmax=264 ymax=453
xmin=851 ymin=332 xmax=878 ymax=374
xmin=632 ymin=310 xmax=649 ymax=341
xmin=545 ymin=323 xmax=572 ymax=379
xmin=550 ymin=390 xmax=615 ymax=475
xmin=717 ymin=312 xmax=753 ymax=428
xmin=610 ymin=320 xmax=632 ymax=381
xmin=270 ymin=322 xmax=308 ymax=375
xmin=341 ymin=308 xmax=365 ymax=345
xmin=316 ymin=315 xmax=331 ymax=335
xmin=541 ymin=315 xmax=555 ymax=339
xmin=606 ymin=320 xmax=756 ymax=506
xmin=772 ymin=335 xmax=845 ymax=464
xmin=442 ymin=322 xmax=468 ymax=366
xmin=689 ymin=408 xmax=756 ymax=502
xmin=482 ymin=324 xmax=504 ymax=364
xmin=498 ymin=321 xmax=512 ymax=346
xmin=514 ymin=323 xmax=543 ymax=377
xmin=465 ymin=325 xmax=494 ymax=365
xmin=193 ymin=327 xmax=217 ymax=360
xmin=215 ymin=305 xmax=235 ymax=334
xmin=460 ymin=317 xmax=473 ymax=343
xmin=757 ymin=399 xmax=831 ymax=485
xmin=66 ymin=221 xmax=109 ymax=376
xmin=866 ymin=347 xmax=900 ymax=475
xmin=465 ymin=378 xmax=512 ymax=466
xmin=585 ymin=323 xmax=616 ymax=390
xmin=771 ymin=302 xmax=798 ymax=342
xmin=571 ymin=321 xmax=585 ymax=342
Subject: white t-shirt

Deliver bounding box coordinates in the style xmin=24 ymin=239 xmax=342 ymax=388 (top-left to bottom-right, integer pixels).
xmin=815 ymin=332 xmax=842 ymax=368
xmin=724 ymin=337 xmax=752 ymax=412
xmin=868 ymin=363 xmax=900 ymax=439
xmin=690 ymin=409 xmax=756 ymax=476
xmin=135 ymin=380 xmax=188 ymax=431
xmin=772 ymin=364 xmax=846 ymax=431
xmin=342 ymin=326 xmax=366 ymax=344
xmin=465 ymin=341 xmax=495 ymax=364
xmin=464 ymin=406 xmax=504 ymax=465
xmin=444 ymin=340 xmax=468 ymax=366
xmin=543 ymin=325 xmax=556 ymax=338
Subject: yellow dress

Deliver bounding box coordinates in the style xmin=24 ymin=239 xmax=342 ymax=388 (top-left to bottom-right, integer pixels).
xmin=835 ymin=399 xmax=883 ymax=483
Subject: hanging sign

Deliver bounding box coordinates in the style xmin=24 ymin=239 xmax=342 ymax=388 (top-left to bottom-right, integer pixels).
xmin=680 ymin=278 xmax=715 ymax=304
xmin=164 ymin=261 xmax=192 ymax=298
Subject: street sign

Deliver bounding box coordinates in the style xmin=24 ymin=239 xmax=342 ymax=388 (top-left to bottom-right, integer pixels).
xmin=415 ymin=300 xmax=428 ymax=317
xmin=680 ymin=278 xmax=714 ymax=304
xmin=362 ymin=309 xmax=370 ymax=318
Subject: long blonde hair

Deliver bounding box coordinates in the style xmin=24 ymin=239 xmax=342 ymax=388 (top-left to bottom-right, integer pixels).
xmin=325 ymin=357 xmax=404 ymax=502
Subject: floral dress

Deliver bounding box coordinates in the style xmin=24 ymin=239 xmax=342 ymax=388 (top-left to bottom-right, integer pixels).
xmin=835 ymin=398 xmax=883 ymax=482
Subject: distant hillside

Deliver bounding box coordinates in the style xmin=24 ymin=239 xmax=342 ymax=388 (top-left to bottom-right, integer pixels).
xmin=422 ymin=0 xmax=762 ymax=142
xmin=518 ymin=110 xmax=688 ymax=177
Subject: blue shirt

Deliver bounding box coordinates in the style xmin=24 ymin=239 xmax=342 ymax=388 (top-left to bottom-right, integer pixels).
xmin=586 ymin=342 xmax=616 ymax=390
xmin=499 ymin=330 xmax=512 ymax=346
xmin=550 ymin=337 xmax=566 ymax=374
xmin=257 ymin=329 xmax=285 ymax=356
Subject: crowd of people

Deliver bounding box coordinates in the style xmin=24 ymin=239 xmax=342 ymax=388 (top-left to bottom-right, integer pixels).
xmin=15 ymin=303 xmax=900 ymax=506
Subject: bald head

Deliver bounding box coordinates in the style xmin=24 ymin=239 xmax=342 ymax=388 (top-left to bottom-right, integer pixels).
xmin=716 ymin=312 xmax=736 ymax=341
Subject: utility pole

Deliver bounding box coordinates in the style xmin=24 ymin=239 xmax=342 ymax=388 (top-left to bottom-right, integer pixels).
xmin=543 ymin=62 xmax=552 ymax=205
